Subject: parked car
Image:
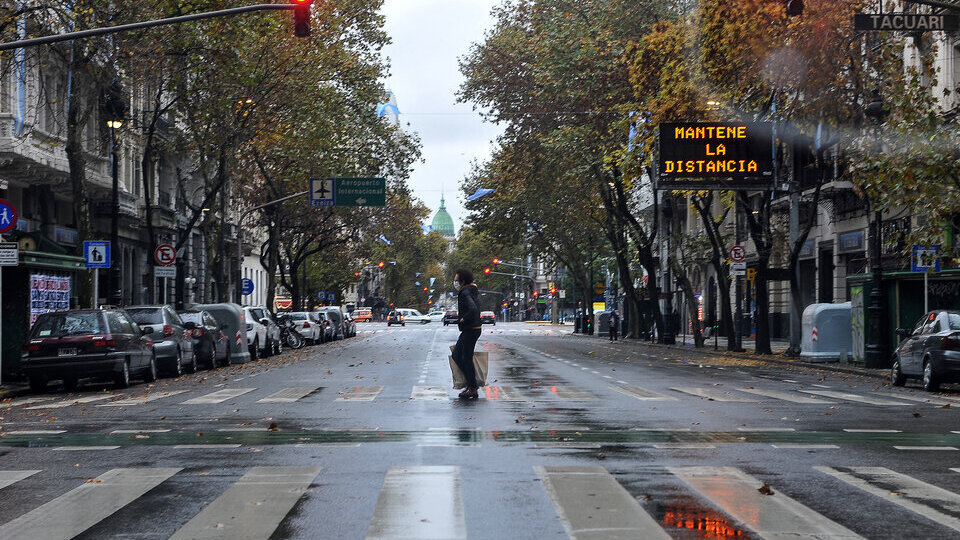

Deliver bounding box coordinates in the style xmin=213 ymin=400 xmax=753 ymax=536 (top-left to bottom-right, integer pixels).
xmin=342 ymin=311 xmax=357 ymax=337
xmin=892 ymin=310 xmax=960 ymax=391
xmin=242 ymin=306 xmax=280 ymax=358
xmin=480 ymin=311 xmax=497 ymax=325
xmin=353 ymin=308 xmax=372 ymax=322
xmin=194 ymin=303 xmax=250 ymax=364
xmin=398 ymin=308 xmax=429 ymax=324
xmin=386 ymin=310 xmax=405 ymax=327
xmin=178 ymin=309 xmax=229 ymax=368
xmin=22 ymin=308 xmax=156 ymax=391
xmin=316 ymin=311 xmax=335 ymax=342
xmin=443 ymin=309 xmax=459 ymax=326
xmin=126 ymin=305 xmax=196 ymax=376
xmin=287 ymin=312 xmax=322 ymax=345
xmin=319 ymin=307 xmax=346 ymax=339
xmin=427 ymin=310 xmax=446 ymax=323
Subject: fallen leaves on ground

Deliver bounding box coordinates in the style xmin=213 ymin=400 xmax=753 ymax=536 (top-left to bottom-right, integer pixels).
xmin=758 ymin=484 xmax=774 ymax=495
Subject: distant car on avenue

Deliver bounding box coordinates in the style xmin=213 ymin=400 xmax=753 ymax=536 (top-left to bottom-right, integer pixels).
xmin=480 ymin=311 xmax=496 ymax=325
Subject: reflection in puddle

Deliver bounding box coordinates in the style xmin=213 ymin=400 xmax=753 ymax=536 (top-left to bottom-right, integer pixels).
xmin=662 ymin=504 xmax=747 ymax=538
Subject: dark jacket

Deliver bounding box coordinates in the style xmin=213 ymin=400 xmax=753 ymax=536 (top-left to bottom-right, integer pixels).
xmin=457 ymin=284 xmax=481 ymax=331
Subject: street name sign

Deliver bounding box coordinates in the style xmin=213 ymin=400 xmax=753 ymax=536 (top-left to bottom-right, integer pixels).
xmin=854 ymin=13 xmax=958 ymax=32
xmin=0 ymin=199 xmax=18 ymax=234
xmin=0 ymin=242 xmax=18 ymax=266
xmin=154 ymin=243 xmax=176 ymax=266
xmin=334 ymin=177 xmax=386 ymax=207
xmin=83 ymin=241 xmax=110 ymax=269
xmin=657 ymin=122 xmax=774 ymax=189
xmin=154 ymin=265 xmax=176 ymax=278
xmin=309 ymin=177 xmax=335 ymax=207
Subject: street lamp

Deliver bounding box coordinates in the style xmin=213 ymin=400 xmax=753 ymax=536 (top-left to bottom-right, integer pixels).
xmin=864 ymin=87 xmax=888 ymax=368
xmin=104 ymin=80 xmax=126 ymax=306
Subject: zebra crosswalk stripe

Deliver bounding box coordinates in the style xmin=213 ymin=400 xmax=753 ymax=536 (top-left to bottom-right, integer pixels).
xmin=610 ymin=385 xmax=677 ymax=401
xmin=670 ymin=387 xmax=760 ymax=402
xmin=256 ymin=387 xmax=320 ymax=403
xmin=182 ymin=388 xmax=255 ymax=404
xmin=737 ymin=387 xmax=836 ymax=404
xmin=536 ymin=465 xmax=671 ymax=539
xmin=815 ymin=466 xmax=960 ymax=533
xmin=0 ymin=470 xmax=39 ymax=490
xmin=169 ymin=466 xmax=322 ymax=540
xmin=670 ymin=466 xmax=863 ymax=539
xmin=99 ymin=390 xmax=188 ymax=407
xmin=0 ymin=467 xmax=180 ymax=540
xmin=365 ymin=466 xmax=466 ymax=540
xmin=26 ymin=395 xmax=112 ymax=409
xmin=799 ymin=390 xmax=911 ymax=406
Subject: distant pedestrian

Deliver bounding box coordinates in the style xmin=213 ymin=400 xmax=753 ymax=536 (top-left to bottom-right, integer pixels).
xmin=452 ymin=269 xmax=482 ymax=399
xmin=609 ymin=310 xmax=620 ymax=342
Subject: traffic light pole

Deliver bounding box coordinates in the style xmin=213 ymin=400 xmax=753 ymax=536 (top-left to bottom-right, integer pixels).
xmin=0 ymin=4 xmax=297 ymax=52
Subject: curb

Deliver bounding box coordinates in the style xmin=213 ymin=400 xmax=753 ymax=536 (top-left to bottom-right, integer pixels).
xmin=566 ymin=332 xmax=888 ymax=380
xmin=0 ymin=384 xmax=31 ymax=401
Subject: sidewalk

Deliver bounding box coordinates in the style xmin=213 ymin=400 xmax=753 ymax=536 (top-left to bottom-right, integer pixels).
xmin=0 ymin=381 xmax=29 ymax=400
xmin=572 ymin=331 xmax=888 ymax=381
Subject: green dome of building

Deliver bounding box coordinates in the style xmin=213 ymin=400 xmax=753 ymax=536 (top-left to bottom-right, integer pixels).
xmin=431 ymin=195 xmax=455 ymax=238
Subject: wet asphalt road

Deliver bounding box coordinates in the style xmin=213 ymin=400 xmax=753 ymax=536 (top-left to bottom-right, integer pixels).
xmin=0 ymin=322 xmax=959 ymax=539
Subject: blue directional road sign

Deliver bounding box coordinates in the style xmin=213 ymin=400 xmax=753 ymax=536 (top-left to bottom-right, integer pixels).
xmin=317 ymin=290 xmax=326 ymax=301
xmin=0 ymin=199 xmax=18 ymax=234
xmin=83 ymin=241 xmax=111 ymax=269
xmin=309 ymin=178 xmax=335 ymax=207
xmin=241 ymin=278 xmax=255 ymax=296
xmin=329 ymin=292 xmax=336 ymax=303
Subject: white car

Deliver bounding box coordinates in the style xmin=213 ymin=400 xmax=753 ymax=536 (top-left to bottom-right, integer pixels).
xmin=242 ymin=306 xmax=279 ymax=358
xmin=398 ymin=308 xmax=430 ymax=324
xmin=427 ymin=310 xmax=445 ymax=323
xmin=287 ymin=312 xmax=322 ymax=344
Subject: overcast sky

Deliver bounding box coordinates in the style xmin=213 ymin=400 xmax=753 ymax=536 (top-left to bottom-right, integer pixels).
xmin=380 ymin=0 xmax=504 ymax=234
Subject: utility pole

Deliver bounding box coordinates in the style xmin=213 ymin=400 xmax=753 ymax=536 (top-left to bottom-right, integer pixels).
xmin=787 ymin=132 xmax=802 ymax=356
xmin=734 ymin=197 xmax=743 ymax=352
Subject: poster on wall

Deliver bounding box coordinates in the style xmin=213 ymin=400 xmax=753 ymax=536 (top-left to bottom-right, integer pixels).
xmin=30 ymin=274 xmax=71 ymax=326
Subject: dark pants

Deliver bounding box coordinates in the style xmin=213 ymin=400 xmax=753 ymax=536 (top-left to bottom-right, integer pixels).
xmin=453 ymin=328 xmax=482 ymax=388
xmin=610 ymin=323 xmax=618 ymax=341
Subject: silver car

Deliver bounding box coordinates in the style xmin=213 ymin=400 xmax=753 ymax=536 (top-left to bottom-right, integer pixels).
xmin=126 ymin=305 xmax=196 ymax=376
xmin=892 ymin=310 xmax=960 ymax=391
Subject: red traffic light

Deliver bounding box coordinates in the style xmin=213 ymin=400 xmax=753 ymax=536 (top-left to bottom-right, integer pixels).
xmin=424 ymin=286 xmax=429 ymax=291
xmin=492 ymin=258 xmax=500 ymax=265
xmin=291 ymin=0 xmax=312 ymax=37
xmin=428 ymin=300 xmax=433 ymax=305
xmin=378 ymin=261 xmax=385 ymax=268
xmin=354 ymin=272 xmax=360 ymax=276
xmin=483 ymin=267 xmax=491 ymax=275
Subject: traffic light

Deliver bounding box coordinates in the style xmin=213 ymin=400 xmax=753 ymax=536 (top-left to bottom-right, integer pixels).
xmin=483 ymin=267 xmax=491 ymax=275
xmin=785 ymin=0 xmax=802 ymax=16
xmin=378 ymin=261 xmax=385 ymax=268
xmin=550 ymin=287 xmax=557 ymax=295
xmin=428 ymin=300 xmax=433 ymax=305
xmin=354 ymin=272 xmax=360 ymax=277
xmin=424 ymin=286 xmax=429 ymax=291
xmin=492 ymin=258 xmax=500 ymax=265
xmin=291 ymin=0 xmax=312 ymax=37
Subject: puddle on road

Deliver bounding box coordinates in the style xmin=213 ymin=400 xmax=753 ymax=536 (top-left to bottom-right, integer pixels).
xmin=659 ymin=501 xmax=751 ymax=539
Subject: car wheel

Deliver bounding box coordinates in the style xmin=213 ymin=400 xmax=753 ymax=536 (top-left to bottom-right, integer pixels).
xmin=263 ymin=337 xmax=273 ymax=358
xmin=274 ymin=337 xmax=282 ymax=355
xmin=891 ymin=357 xmax=906 ymax=387
xmin=144 ymin=353 xmax=158 ymax=382
xmin=170 ymin=349 xmax=184 ymax=377
xmin=29 ymin=376 xmax=47 ymax=393
xmin=62 ymin=376 xmax=78 ymax=392
xmin=186 ymin=351 xmax=198 ymax=374
xmin=114 ymin=360 xmax=131 ymax=389
xmin=221 ymin=346 xmax=231 ymax=367
xmin=250 ymin=338 xmax=259 ymax=360
xmin=922 ymin=360 xmax=940 ymax=392
xmin=207 ymin=347 xmax=217 ymax=370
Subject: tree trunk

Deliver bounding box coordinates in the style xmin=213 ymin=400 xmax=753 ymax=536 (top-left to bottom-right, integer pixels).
xmin=66 ymin=74 xmax=92 ymax=307
xmin=674 ymin=265 xmax=703 ymax=347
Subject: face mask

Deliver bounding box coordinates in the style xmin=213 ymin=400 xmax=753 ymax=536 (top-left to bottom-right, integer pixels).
xmin=454 ymin=281 xmax=462 ymax=292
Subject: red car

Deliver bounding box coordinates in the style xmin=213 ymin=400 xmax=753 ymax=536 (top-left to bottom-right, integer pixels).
xmin=21 ymin=308 xmax=157 ymax=391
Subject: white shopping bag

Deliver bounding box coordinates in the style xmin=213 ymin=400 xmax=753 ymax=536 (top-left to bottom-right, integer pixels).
xmin=449 ymin=350 xmax=488 ymax=389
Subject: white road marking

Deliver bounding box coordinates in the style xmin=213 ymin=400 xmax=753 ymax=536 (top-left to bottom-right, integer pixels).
xmin=111 ymin=429 xmax=170 ymax=434
xmin=602 ymin=375 xmax=613 ymax=379
xmin=169 ymin=466 xmax=322 ymax=540
xmin=182 ymin=388 xmax=255 ymax=404
xmin=534 ymin=443 xmax=601 ymax=449
xmin=815 ymin=466 xmax=960 ymax=533
xmin=893 ymin=446 xmax=959 ymax=451
xmin=811 ymin=384 xmax=832 ymax=388
xmin=672 ymin=466 xmax=863 ymax=539
xmin=482 ymin=386 xmax=526 ymax=401
xmin=738 ymin=387 xmax=836 ymax=404
xmin=6 ymin=430 xmax=66 ymax=435
xmin=366 ymin=466 xmax=466 ymax=540
xmin=800 ymin=390 xmax=911 ymax=406
xmin=843 ymin=429 xmax=902 ymax=433
xmin=99 ymin=390 xmax=188 ymax=407
xmin=737 ymin=427 xmax=796 ymax=432
xmin=611 ymin=385 xmax=677 ymax=401
xmin=256 ymin=387 xmax=320 ymax=403
xmin=771 ymin=444 xmax=840 ymax=449
xmin=411 ymin=386 xmax=450 ymax=401
xmin=670 ymin=387 xmax=759 ymax=402
xmin=53 ymin=446 xmax=120 ymax=451
xmin=549 ymin=386 xmax=598 ymax=401
xmin=173 ymin=444 xmax=242 ymax=449
xmin=654 ymin=443 xmax=716 ymax=449
xmin=616 ymin=380 xmax=628 ymax=384
xmin=0 ymin=467 xmax=180 ymax=540
xmin=26 ymin=395 xmax=111 ymax=409
xmin=952 ymin=468 xmax=960 ymax=474
xmin=536 ymin=465 xmax=671 ymax=539
xmin=336 ymin=386 xmax=384 ymax=401
xmin=871 ymin=392 xmax=959 ymax=406
xmin=0 ymin=470 xmax=39 ymax=490
xmin=0 ymin=397 xmax=53 ymax=408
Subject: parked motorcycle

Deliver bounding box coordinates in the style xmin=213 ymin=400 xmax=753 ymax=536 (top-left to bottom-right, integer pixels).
xmin=277 ymin=314 xmax=305 ymax=349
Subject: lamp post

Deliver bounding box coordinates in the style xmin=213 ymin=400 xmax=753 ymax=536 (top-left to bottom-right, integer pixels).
xmin=864 ymin=88 xmax=888 ymax=368
xmin=104 ymin=80 xmax=126 ymax=306
xmin=661 ymin=193 xmax=675 ymax=344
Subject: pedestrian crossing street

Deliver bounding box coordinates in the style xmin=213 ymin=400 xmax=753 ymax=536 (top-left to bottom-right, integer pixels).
xmin=0 ymin=463 xmax=959 ymax=538
xmin=6 ymin=383 xmax=957 ymax=410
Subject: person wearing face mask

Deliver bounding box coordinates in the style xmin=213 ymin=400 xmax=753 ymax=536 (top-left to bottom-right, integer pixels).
xmin=452 ymin=268 xmax=482 ymax=399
